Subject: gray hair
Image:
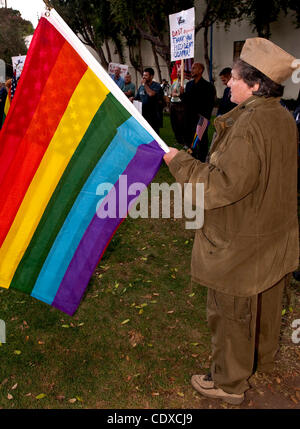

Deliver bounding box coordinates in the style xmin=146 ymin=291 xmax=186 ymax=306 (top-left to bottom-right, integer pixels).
xmin=234 ymin=59 xmax=284 ymax=98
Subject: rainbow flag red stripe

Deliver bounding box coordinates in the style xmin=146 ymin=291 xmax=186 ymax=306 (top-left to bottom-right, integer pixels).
xmin=0 ymin=10 xmax=167 ymax=315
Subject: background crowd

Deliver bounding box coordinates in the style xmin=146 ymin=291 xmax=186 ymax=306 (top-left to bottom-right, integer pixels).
xmin=109 ymin=60 xmax=300 ymax=166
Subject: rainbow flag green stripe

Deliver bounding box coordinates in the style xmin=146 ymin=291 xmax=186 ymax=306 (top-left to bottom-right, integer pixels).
xmin=0 ymin=12 xmax=167 ymax=315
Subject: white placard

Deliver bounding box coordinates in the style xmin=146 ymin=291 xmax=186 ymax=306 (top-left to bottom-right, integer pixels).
xmin=108 ymin=62 xmax=129 ymax=79
xmin=133 ymin=100 xmax=142 ymax=115
xmin=169 ymin=7 xmax=195 ymax=62
xmin=12 ymin=55 xmax=27 ymax=79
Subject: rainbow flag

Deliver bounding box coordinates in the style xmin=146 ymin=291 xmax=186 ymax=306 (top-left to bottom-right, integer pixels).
xmin=0 ymin=9 xmax=168 ymax=316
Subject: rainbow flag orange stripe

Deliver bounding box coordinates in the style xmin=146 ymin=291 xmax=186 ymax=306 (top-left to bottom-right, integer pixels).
xmin=0 ymin=10 xmax=167 ymax=315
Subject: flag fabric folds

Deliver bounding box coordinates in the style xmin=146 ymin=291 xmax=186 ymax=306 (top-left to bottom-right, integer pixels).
xmin=0 ymin=9 xmax=168 ymax=316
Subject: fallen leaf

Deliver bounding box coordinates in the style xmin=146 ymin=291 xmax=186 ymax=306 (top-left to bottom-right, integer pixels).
xmin=38 ymin=341 xmax=45 ymax=345
xmin=152 ymin=392 xmax=159 ymax=396
xmin=167 ymin=310 xmax=174 ymax=314
xmin=61 ymin=325 xmax=70 ymax=328
xmin=7 ymin=393 xmax=13 ymax=400
xmin=25 ymin=393 xmax=32 ymax=397
xmin=296 ymin=391 xmax=300 ymax=401
xmin=35 ymin=393 xmax=46 ymax=400
xmin=276 ymin=377 xmax=281 ymax=384
xmin=282 ymin=309 xmax=286 ymax=316
xmin=177 ymin=392 xmax=184 ymax=397
xmin=69 ymin=398 xmax=77 ymax=403
xmin=11 ymin=383 xmax=18 ymax=390
xmin=121 ymin=319 xmax=130 ymax=325
xmin=76 ymin=396 xmax=83 ymax=402
xmin=13 ymin=350 xmax=21 ymax=355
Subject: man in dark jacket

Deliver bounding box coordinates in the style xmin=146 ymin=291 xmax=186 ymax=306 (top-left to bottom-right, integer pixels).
xmin=217 ymin=67 xmax=237 ymax=116
xmin=180 ymin=63 xmax=215 ymax=161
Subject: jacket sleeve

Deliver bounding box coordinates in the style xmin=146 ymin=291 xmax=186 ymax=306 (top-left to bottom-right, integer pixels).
xmin=168 ymin=133 xmax=261 ymax=210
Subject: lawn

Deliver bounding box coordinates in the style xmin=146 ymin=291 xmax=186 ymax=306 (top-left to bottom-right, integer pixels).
xmin=0 ymin=114 xmax=299 ymax=410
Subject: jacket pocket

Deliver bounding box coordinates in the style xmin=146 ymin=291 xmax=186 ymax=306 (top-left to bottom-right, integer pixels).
xmin=200 ymin=224 xmax=231 ymax=250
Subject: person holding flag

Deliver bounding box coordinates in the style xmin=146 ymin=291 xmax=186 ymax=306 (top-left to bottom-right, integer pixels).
xmin=164 ymin=38 xmax=299 ymax=405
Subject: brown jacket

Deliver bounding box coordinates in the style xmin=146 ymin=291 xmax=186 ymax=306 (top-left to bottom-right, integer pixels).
xmin=169 ymin=95 xmax=299 ymax=296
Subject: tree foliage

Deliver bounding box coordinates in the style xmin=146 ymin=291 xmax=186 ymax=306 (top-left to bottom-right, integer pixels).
xmin=48 ymin=0 xmax=300 ymax=78
xmin=0 ymin=7 xmax=34 ymax=75
xmin=49 ymin=0 xmax=125 ymax=69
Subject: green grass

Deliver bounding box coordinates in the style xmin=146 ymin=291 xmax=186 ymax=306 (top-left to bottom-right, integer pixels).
xmin=0 ymin=114 xmax=298 ymax=409
xmin=0 ymin=114 xmax=212 ymax=409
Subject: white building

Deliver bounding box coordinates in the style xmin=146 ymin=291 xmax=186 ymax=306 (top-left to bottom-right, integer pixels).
xmin=88 ymin=7 xmax=300 ymax=100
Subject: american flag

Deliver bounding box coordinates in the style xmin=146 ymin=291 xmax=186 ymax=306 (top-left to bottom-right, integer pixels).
xmin=11 ymin=72 xmax=18 ymax=100
xmin=192 ymin=115 xmax=209 ymax=149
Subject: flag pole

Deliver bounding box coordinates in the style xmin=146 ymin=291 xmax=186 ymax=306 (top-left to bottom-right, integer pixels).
xmin=180 ymin=59 xmax=184 ymax=87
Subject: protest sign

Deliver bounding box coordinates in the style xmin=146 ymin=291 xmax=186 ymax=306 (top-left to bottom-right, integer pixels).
xmin=12 ymin=55 xmax=26 ymax=79
xmin=108 ymin=62 xmax=129 ymax=78
xmin=169 ymin=7 xmax=195 ymax=62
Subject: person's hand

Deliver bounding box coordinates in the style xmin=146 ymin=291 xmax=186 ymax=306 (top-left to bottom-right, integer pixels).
xmin=179 ymin=86 xmax=184 ymax=94
xmin=129 ymin=96 xmax=134 ymax=102
xmin=163 ymin=147 xmax=179 ymax=166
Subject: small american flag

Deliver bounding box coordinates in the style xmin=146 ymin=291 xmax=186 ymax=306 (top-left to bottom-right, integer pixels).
xmin=192 ymin=115 xmax=209 ymax=149
xmin=11 ymin=72 xmax=18 ymax=100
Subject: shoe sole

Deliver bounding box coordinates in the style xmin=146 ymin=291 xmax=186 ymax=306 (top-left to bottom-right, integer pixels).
xmin=191 ymin=377 xmax=244 ymax=405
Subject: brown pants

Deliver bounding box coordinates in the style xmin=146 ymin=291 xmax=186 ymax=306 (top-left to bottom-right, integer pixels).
xmin=207 ymin=275 xmax=287 ymax=395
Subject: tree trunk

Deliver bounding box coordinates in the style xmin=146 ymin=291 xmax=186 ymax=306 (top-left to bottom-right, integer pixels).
xmin=105 ymin=39 xmax=112 ymax=64
xmin=151 ymin=42 xmax=162 ymax=82
xmin=128 ymin=43 xmax=143 ymax=76
xmin=203 ymin=25 xmax=210 ymax=75
xmin=96 ymin=46 xmax=109 ymax=70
